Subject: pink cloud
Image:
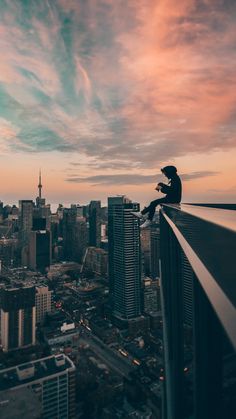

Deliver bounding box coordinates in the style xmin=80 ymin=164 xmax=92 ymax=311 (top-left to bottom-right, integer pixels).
xmin=114 ymin=0 xmax=236 ymax=153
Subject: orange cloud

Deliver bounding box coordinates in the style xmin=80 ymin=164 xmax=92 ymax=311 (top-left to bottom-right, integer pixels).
xmin=116 ymin=0 xmax=236 ymax=154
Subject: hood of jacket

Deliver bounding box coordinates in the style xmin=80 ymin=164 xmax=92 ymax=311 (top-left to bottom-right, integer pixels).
xmin=161 ymin=165 xmax=178 ymax=179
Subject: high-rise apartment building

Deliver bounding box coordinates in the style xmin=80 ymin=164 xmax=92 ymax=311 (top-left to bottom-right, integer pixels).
xmin=62 ymin=208 xmax=88 ymax=263
xmin=0 ymin=354 xmax=76 ymax=419
xmin=34 ymin=205 xmax=51 ymax=230
xmin=19 ymin=200 xmax=33 ymax=243
xmin=108 ymin=196 xmax=141 ymax=323
xmin=0 ymin=285 xmax=36 ymax=351
xmin=89 ymin=200 xmax=101 ymax=247
xmin=62 ymin=207 xmax=77 ymax=259
xmin=29 ymin=229 xmax=51 ymax=273
xmin=75 ymin=218 xmax=88 ymax=262
xmin=19 ymin=200 xmax=34 ymax=266
xmin=35 ymin=285 xmax=52 ymax=325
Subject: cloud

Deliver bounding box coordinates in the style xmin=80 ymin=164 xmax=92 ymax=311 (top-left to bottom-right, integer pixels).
xmin=0 ymin=0 xmax=235 ymax=169
xmin=0 ymin=117 xmax=20 ymax=153
xmin=208 ymin=185 xmax=236 ymax=194
xmin=66 ymin=170 xmax=219 ymax=185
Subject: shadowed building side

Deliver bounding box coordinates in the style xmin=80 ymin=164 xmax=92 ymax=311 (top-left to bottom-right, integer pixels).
xmin=159 ymin=204 xmax=236 ymax=419
xmin=0 ymin=286 xmax=36 ymax=352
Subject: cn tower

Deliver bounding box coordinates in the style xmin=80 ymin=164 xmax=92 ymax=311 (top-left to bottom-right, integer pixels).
xmin=38 ymin=169 xmax=42 ymax=199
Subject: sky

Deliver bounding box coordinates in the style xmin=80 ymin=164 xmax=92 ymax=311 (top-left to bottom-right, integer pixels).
xmin=0 ymin=0 xmax=236 ymax=206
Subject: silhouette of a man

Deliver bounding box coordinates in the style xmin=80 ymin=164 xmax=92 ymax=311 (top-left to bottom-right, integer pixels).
xmin=133 ymin=165 xmax=182 ymax=228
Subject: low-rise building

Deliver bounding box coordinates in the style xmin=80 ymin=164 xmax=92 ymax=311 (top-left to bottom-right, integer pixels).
xmin=44 ymin=325 xmax=80 ymax=346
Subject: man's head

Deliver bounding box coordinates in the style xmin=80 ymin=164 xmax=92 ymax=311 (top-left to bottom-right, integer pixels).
xmin=161 ymin=165 xmax=177 ymax=179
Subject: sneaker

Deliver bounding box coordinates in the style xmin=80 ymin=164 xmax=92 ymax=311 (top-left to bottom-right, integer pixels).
xmin=140 ymin=219 xmax=152 ymax=229
xmin=131 ymin=211 xmax=144 ymax=219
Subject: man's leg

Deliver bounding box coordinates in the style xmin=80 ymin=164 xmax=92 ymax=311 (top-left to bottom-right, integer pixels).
xmin=142 ymin=198 xmax=166 ymax=221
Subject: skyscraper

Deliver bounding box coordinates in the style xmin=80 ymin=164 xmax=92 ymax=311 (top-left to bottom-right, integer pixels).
xmin=74 ymin=217 xmax=88 ymax=262
xmin=62 ymin=208 xmax=88 ymax=262
xmin=29 ymin=229 xmax=51 ymax=273
xmin=19 ymin=200 xmax=33 ymax=243
xmin=62 ymin=207 xmax=77 ymax=259
xmin=0 ymin=285 xmax=36 ymax=351
xmin=108 ymin=196 xmax=141 ymax=323
xmin=89 ymin=200 xmax=101 ymax=247
xmin=19 ymin=200 xmax=34 ymax=266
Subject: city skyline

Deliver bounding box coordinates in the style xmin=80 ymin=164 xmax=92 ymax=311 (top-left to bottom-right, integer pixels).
xmin=0 ymin=0 xmax=236 ymax=205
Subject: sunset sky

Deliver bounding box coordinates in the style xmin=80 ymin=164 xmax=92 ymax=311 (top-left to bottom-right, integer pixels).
xmin=0 ymin=0 xmax=236 ymax=206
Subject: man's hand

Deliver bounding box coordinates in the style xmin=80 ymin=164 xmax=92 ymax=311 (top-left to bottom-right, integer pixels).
xmin=155 ymin=184 xmax=161 ymax=191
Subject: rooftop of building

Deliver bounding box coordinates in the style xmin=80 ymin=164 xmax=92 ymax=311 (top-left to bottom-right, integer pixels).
xmin=0 ymin=386 xmax=42 ymax=419
xmin=87 ymin=246 xmax=108 ymax=253
xmin=44 ymin=325 xmax=79 ymax=340
xmin=0 ymin=269 xmax=48 ymax=290
xmin=0 ymin=283 xmax=35 ymax=291
xmin=0 ymin=267 xmax=47 ymax=286
xmin=0 ymin=354 xmax=75 ymax=392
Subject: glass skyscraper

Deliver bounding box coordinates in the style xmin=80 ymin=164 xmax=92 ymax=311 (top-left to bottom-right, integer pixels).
xmin=108 ymin=196 xmax=142 ymax=323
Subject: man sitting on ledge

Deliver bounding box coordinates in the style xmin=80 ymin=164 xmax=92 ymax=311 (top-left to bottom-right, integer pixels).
xmin=133 ymin=165 xmax=182 ymax=229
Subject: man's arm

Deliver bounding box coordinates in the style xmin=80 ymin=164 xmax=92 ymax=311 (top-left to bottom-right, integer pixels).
xmin=157 ymin=182 xmax=170 ymax=194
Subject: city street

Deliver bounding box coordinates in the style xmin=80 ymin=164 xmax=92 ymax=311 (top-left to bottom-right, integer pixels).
xmin=77 ymin=334 xmax=133 ymax=378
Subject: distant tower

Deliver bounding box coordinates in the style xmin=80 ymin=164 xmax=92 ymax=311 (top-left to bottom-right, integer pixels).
xmin=38 ymin=169 xmax=42 ymax=199
xmin=36 ymin=170 xmax=46 ymax=208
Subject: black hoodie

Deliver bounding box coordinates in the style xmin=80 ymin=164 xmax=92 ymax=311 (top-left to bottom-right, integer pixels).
xmin=158 ymin=166 xmax=182 ymax=203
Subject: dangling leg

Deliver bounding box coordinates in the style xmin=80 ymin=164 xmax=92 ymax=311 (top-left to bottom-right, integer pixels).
xmin=140 ymin=198 xmax=166 ymax=228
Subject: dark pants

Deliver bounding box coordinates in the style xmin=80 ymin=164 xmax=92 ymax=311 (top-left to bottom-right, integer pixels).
xmin=141 ymin=198 xmax=168 ymax=220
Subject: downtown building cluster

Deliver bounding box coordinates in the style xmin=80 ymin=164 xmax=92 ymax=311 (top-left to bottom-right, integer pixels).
xmin=0 ymin=181 xmax=235 ymax=418
xmin=0 ymin=187 xmax=163 ymax=418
